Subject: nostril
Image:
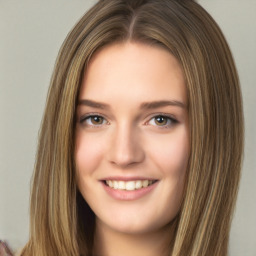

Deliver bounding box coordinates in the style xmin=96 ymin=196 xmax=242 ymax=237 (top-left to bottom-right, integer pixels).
xmin=107 ymin=130 xmax=145 ymax=167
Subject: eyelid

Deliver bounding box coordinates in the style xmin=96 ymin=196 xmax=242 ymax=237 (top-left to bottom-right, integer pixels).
xmin=78 ymin=112 xmax=178 ymax=127
xmin=145 ymin=113 xmax=178 ymax=128
xmin=79 ymin=113 xmax=109 ymax=127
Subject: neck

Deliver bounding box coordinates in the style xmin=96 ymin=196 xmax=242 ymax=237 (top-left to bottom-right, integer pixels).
xmin=93 ymin=219 xmax=176 ymax=256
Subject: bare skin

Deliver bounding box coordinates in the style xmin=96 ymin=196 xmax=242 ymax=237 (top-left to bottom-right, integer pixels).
xmin=93 ymin=218 xmax=175 ymax=256
xmin=75 ymin=42 xmax=189 ymax=256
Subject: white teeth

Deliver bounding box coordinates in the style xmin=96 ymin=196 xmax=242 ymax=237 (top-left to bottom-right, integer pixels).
xmin=118 ymin=181 xmax=125 ymax=190
xmin=105 ymin=180 xmax=155 ymax=191
xmin=135 ymin=180 xmax=142 ymax=189
xmin=126 ymin=181 xmax=135 ymax=190
xmin=113 ymin=181 xmax=119 ymax=189
xmin=142 ymin=180 xmax=149 ymax=188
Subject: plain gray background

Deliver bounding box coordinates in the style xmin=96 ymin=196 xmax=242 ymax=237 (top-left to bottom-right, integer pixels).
xmin=0 ymin=0 xmax=255 ymax=255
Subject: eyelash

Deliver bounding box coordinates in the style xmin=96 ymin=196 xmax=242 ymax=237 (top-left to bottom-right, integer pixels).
xmin=79 ymin=113 xmax=109 ymax=128
xmin=146 ymin=114 xmax=178 ymax=128
xmin=79 ymin=113 xmax=178 ymax=129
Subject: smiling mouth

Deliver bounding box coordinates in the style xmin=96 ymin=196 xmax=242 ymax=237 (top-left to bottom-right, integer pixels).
xmin=103 ymin=180 xmax=158 ymax=191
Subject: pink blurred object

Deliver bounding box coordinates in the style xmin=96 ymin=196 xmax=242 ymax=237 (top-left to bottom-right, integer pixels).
xmin=0 ymin=241 xmax=13 ymax=256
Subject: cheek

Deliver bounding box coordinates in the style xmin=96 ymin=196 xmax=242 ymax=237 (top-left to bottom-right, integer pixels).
xmin=149 ymin=128 xmax=189 ymax=208
xmin=75 ymin=132 xmax=106 ymax=177
xmin=137 ymin=128 xmax=189 ymax=228
xmin=149 ymin=128 xmax=190 ymax=176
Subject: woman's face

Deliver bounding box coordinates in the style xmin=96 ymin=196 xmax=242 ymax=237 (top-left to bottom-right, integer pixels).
xmin=75 ymin=42 xmax=189 ymax=235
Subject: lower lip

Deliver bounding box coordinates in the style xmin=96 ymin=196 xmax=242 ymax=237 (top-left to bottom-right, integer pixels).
xmin=101 ymin=181 xmax=159 ymax=201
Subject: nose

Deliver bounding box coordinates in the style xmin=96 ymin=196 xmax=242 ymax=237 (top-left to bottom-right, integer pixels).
xmin=107 ymin=124 xmax=145 ymax=168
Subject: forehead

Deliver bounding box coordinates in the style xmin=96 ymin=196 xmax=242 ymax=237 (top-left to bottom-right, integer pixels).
xmin=80 ymin=42 xmax=187 ymax=105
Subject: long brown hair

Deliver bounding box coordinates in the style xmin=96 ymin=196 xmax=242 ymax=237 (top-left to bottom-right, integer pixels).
xmin=21 ymin=0 xmax=244 ymax=255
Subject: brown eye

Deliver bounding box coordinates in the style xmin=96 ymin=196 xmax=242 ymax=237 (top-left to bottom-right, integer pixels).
xmin=148 ymin=115 xmax=177 ymax=128
xmin=154 ymin=116 xmax=168 ymax=126
xmin=81 ymin=115 xmax=107 ymax=126
xmin=90 ymin=116 xmax=104 ymax=125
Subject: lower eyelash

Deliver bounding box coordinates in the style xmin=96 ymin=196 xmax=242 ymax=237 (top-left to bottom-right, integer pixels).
xmin=78 ymin=113 xmax=178 ymax=128
xmin=150 ymin=114 xmax=178 ymax=128
xmin=79 ymin=114 xmax=102 ymax=123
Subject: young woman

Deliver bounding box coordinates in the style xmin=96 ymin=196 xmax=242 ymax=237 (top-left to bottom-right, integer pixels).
xmin=20 ymin=0 xmax=244 ymax=255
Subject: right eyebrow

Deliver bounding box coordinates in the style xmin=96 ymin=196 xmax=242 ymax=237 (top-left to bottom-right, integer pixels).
xmin=77 ymin=99 xmax=110 ymax=109
xmin=140 ymin=100 xmax=186 ymax=110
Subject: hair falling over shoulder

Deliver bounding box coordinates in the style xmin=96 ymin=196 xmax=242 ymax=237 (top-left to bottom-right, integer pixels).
xmin=21 ymin=0 xmax=244 ymax=255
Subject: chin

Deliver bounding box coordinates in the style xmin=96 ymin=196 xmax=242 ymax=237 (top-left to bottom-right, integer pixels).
xmin=95 ymin=209 xmax=177 ymax=236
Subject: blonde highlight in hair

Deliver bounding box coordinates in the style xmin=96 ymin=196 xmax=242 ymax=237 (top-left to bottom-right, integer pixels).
xmin=21 ymin=0 xmax=244 ymax=255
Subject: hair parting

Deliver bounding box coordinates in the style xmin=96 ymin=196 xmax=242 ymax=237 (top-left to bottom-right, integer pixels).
xmin=21 ymin=1 xmax=243 ymax=255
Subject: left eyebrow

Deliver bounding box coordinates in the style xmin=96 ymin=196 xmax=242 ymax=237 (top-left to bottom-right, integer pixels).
xmin=77 ymin=99 xmax=110 ymax=109
xmin=140 ymin=100 xmax=186 ymax=110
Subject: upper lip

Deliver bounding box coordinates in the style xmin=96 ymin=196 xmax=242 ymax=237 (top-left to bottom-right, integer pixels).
xmin=100 ymin=176 xmax=158 ymax=181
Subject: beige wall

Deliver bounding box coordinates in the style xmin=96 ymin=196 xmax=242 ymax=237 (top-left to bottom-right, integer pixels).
xmin=0 ymin=0 xmax=255 ymax=254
